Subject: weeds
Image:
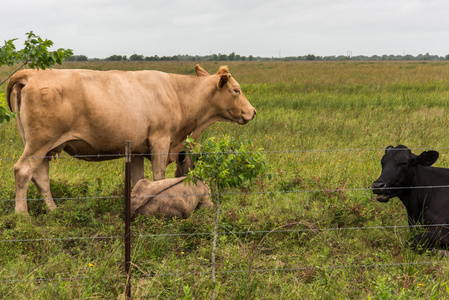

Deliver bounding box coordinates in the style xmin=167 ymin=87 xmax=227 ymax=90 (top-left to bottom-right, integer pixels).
xmin=2 ymin=61 xmax=449 ymax=298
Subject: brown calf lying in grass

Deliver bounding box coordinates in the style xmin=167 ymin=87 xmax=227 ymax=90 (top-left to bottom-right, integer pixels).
xmin=130 ymin=177 xmax=212 ymax=219
xmin=131 ymin=152 xmax=212 ymax=219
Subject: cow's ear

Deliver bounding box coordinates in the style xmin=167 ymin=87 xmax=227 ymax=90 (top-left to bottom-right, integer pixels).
xmin=385 ymin=145 xmax=394 ymax=153
xmin=218 ymin=74 xmax=230 ymax=88
xmin=216 ymin=66 xmax=230 ymax=89
xmin=416 ymin=150 xmax=439 ymax=166
xmin=195 ymin=65 xmax=210 ymax=77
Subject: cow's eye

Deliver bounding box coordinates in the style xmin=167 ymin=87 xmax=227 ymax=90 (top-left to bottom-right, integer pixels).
xmin=234 ymin=89 xmax=241 ymax=94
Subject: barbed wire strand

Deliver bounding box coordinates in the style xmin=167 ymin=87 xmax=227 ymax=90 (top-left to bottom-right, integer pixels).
xmin=137 ymin=260 xmax=449 ymax=277
xmin=1 ymin=260 xmax=448 ymax=284
xmin=2 ymin=223 xmax=448 ymax=244
xmin=0 ymin=146 xmax=447 ymax=161
xmin=0 ymin=235 xmax=122 ymax=243
xmin=136 ymin=223 xmax=449 ymax=239
xmin=2 ymin=184 xmax=449 ymax=203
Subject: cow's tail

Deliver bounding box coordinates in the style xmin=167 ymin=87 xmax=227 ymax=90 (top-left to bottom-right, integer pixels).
xmin=6 ymin=71 xmax=30 ymax=143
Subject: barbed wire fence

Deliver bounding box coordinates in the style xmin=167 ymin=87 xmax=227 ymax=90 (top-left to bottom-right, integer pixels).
xmin=1 ymin=146 xmax=449 ymax=297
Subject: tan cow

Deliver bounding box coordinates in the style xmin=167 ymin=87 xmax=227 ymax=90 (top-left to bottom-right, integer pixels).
xmin=131 ymin=177 xmax=212 ymax=219
xmin=6 ymin=65 xmax=256 ymax=214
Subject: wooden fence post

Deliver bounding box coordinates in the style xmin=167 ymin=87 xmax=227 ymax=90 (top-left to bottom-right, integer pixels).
xmin=125 ymin=141 xmax=132 ymax=299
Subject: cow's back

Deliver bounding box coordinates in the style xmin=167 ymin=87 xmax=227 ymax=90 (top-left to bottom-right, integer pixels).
xmin=14 ymin=69 xmax=178 ymax=157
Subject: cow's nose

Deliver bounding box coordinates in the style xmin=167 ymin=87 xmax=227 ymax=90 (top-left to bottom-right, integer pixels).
xmin=252 ymin=109 xmax=257 ymax=119
xmin=372 ymin=181 xmax=386 ymax=190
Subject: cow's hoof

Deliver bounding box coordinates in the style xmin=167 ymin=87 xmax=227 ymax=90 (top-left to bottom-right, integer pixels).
xmin=47 ymin=205 xmax=57 ymax=211
xmin=15 ymin=210 xmax=30 ymax=216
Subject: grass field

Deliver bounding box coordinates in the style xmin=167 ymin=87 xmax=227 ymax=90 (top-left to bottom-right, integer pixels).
xmin=2 ymin=60 xmax=449 ymax=299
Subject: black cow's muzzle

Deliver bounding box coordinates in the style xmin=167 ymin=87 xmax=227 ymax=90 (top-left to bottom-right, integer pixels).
xmin=372 ymin=181 xmax=391 ymax=202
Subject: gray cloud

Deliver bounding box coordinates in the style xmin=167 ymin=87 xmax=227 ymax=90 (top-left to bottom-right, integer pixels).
xmin=1 ymin=0 xmax=449 ymax=58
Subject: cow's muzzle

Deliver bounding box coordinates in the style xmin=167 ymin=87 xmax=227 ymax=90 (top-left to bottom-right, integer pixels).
xmin=372 ymin=181 xmax=391 ymax=202
xmin=240 ymin=109 xmax=256 ymax=124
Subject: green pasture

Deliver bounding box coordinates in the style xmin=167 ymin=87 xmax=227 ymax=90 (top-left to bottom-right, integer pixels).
xmin=2 ymin=61 xmax=449 ymax=299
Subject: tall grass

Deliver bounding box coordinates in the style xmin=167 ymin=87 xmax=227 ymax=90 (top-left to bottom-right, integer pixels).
xmin=2 ymin=61 xmax=449 ymax=298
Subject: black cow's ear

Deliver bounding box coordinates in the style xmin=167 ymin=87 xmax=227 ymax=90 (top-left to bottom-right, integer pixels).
xmin=385 ymin=145 xmax=394 ymax=153
xmin=416 ymin=150 xmax=439 ymax=166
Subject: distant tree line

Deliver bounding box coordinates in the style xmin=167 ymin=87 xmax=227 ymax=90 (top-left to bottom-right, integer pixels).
xmin=69 ymin=52 xmax=449 ymax=62
xmin=98 ymin=52 xmax=258 ymax=62
xmin=67 ymin=55 xmax=88 ymax=62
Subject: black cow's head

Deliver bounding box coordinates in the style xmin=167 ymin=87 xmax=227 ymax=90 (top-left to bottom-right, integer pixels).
xmin=372 ymin=145 xmax=439 ymax=202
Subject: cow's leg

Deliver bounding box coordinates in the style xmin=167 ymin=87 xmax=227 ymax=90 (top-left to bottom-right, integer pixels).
xmin=130 ymin=156 xmax=144 ymax=187
xmin=31 ymin=158 xmax=56 ymax=211
xmin=13 ymin=158 xmax=31 ymax=214
xmin=13 ymin=151 xmax=47 ymax=214
xmin=410 ymin=232 xmax=440 ymax=251
xmin=150 ymin=139 xmax=170 ymax=181
xmin=439 ymin=229 xmax=449 ymax=247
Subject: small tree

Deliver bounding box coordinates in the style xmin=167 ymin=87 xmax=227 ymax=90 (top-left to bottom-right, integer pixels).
xmin=184 ymin=135 xmax=271 ymax=299
xmin=105 ymin=54 xmax=125 ymax=61
xmin=129 ymin=54 xmax=144 ymax=61
xmin=218 ymin=53 xmax=228 ymax=61
xmin=67 ymin=55 xmax=88 ymax=62
xmin=0 ymin=31 xmax=73 ymax=123
xmin=306 ymin=54 xmax=316 ymax=61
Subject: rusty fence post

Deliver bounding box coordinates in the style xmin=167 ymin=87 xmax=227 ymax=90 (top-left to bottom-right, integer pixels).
xmin=124 ymin=141 xmax=132 ymax=299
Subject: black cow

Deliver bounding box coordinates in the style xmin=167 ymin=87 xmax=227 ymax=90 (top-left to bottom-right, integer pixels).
xmin=372 ymin=145 xmax=449 ymax=249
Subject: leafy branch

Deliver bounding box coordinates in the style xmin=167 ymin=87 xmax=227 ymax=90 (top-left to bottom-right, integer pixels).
xmin=0 ymin=31 xmax=73 ymax=123
xmin=184 ymin=135 xmax=272 ymax=299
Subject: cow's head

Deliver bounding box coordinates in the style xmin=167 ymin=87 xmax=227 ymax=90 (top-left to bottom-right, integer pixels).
xmin=372 ymin=145 xmax=439 ymax=202
xmin=195 ymin=65 xmax=256 ymax=125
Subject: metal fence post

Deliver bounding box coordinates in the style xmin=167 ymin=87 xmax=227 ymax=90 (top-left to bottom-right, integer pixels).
xmin=125 ymin=141 xmax=132 ymax=299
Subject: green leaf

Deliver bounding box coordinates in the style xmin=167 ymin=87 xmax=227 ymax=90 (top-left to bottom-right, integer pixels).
xmin=0 ymin=32 xmax=73 ymax=123
xmin=184 ymin=135 xmax=271 ymax=200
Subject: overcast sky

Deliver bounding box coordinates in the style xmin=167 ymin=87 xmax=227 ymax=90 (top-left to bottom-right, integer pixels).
xmin=1 ymin=0 xmax=449 ymax=58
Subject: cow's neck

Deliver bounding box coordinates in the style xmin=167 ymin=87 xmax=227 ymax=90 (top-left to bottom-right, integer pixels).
xmin=399 ymin=166 xmax=449 ymax=224
xmin=171 ymin=75 xmax=224 ymax=140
